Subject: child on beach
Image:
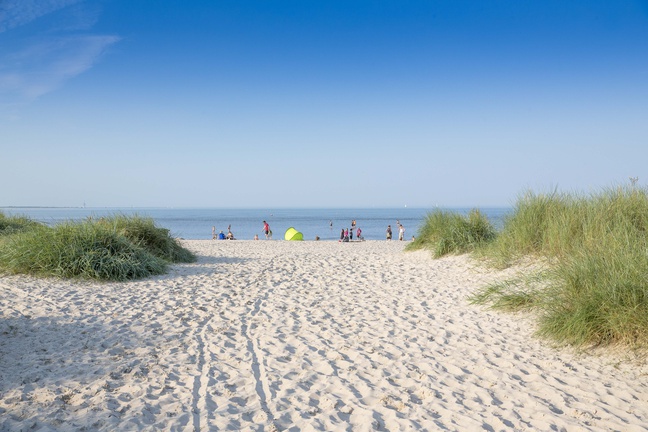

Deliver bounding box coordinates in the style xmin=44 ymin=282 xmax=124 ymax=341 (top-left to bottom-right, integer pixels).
xmin=386 ymin=225 xmax=392 ymax=240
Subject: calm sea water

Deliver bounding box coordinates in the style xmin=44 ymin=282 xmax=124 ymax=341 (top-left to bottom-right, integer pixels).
xmin=1 ymin=207 xmax=511 ymax=241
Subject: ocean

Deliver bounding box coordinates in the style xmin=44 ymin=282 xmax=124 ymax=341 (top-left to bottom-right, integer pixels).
xmin=1 ymin=207 xmax=512 ymax=241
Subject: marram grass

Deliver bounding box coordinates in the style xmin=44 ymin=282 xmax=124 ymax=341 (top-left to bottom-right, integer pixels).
xmin=406 ymin=208 xmax=496 ymax=257
xmin=486 ymin=186 xmax=648 ymax=268
xmin=466 ymin=185 xmax=648 ymax=349
xmin=103 ymin=214 xmax=196 ymax=263
xmin=0 ymin=211 xmax=43 ymax=236
xmin=0 ymin=222 xmax=167 ymax=281
xmin=537 ymin=236 xmax=648 ymax=347
xmin=468 ymin=271 xmax=548 ymax=313
xmin=412 ymin=185 xmax=648 ymax=350
xmin=0 ymin=214 xmax=196 ymax=281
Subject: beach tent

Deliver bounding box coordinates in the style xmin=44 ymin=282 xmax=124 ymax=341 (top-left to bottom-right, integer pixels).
xmin=284 ymin=227 xmax=304 ymax=241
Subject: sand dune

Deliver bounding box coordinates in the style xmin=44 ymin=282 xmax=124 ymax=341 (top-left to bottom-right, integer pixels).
xmin=1 ymin=240 xmax=647 ymax=431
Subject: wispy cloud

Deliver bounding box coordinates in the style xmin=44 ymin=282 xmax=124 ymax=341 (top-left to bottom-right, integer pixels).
xmin=0 ymin=0 xmax=83 ymax=33
xmin=1 ymin=35 xmax=120 ymax=101
xmin=0 ymin=0 xmax=119 ymax=112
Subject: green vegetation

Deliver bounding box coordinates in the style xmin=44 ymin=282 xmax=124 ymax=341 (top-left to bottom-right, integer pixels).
xmin=481 ymin=186 xmax=648 ymax=268
xmin=0 ymin=213 xmax=195 ymax=281
xmin=106 ymin=214 xmax=196 ymax=263
xmin=0 ymin=211 xmax=43 ymax=235
xmin=406 ymin=209 xmax=496 ymax=257
xmin=413 ymin=185 xmax=648 ymax=350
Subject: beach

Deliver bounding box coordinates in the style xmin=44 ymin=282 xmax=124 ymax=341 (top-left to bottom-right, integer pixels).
xmin=1 ymin=240 xmax=647 ymax=431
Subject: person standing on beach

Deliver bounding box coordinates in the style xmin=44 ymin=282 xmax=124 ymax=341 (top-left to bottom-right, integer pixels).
xmin=263 ymin=221 xmax=270 ymax=239
xmin=386 ymin=225 xmax=392 ymax=240
xmin=398 ymin=224 xmax=405 ymax=241
xmin=212 ymin=226 xmax=216 ymax=240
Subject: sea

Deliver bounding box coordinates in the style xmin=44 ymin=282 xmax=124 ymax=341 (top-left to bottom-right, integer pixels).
xmin=1 ymin=207 xmax=512 ymax=241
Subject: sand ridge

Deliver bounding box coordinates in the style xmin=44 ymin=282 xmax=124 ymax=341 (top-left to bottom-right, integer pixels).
xmin=1 ymin=240 xmax=647 ymax=431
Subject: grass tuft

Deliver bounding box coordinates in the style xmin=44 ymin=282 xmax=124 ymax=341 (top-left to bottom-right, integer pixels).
xmin=103 ymin=214 xmax=196 ymax=263
xmin=0 ymin=214 xmax=196 ymax=281
xmin=0 ymin=211 xmax=43 ymax=236
xmin=0 ymin=222 xmax=167 ymax=281
xmin=536 ymin=237 xmax=648 ymax=348
xmin=406 ymin=209 xmax=496 ymax=257
xmin=468 ymin=184 xmax=648 ymax=349
xmin=469 ymin=272 xmax=547 ymax=312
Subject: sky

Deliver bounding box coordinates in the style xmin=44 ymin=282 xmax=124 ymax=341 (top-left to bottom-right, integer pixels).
xmin=1 ymin=0 xmax=647 ymax=209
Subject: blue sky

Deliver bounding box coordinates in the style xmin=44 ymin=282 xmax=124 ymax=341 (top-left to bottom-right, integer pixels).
xmin=1 ymin=1 xmax=647 ymax=208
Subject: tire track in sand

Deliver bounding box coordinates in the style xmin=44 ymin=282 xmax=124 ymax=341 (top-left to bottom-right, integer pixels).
xmin=191 ymin=313 xmax=211 ymax=432
xmin=238 ymin=256 xmax=278 ymax=426
xmin=194 ymin=252 xmax=279 ymax=429
xmin=241 ymin=296 xmax=275 ymax=425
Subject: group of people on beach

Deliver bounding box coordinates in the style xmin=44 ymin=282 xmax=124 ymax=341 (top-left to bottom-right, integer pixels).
xmin=386 ymin=220 xmax=406 ymax=241
xmin=337 ymin=218 xmax=407 ymax=242
xmin=212 ymin=221 xmax=273 ymax=241
xmin=212 ymin=219 xmax=409 ymax=241
xmin=212 ymin=225 xmax=236 ymax=240
xmin=339 ymin=219 xmax=363 ymax=242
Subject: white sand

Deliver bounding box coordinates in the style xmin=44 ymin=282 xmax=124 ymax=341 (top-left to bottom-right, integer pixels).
xmin=1 ymin=240 xmax=648 ymax=431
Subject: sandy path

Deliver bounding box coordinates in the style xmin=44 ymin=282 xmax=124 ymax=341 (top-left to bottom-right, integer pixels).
xmin=1 ymin=240 xmax=647 ymax=431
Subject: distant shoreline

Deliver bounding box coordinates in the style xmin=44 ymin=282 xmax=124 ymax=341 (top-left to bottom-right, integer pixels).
xmin=0 ymin=206 xmax=431 ymax=213
xmin=1 ymin=207 xmax=512 ymax=241
xmin=0 ymin=206 xmax=86 ymax=209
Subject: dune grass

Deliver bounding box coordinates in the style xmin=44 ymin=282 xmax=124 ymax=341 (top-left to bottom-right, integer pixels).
xmin=482 ymin=186 xmax=648 ymax=268
xmin=467 ymin=185 xmax=648 ymax=349
xmin=412 ymin=185 xmax=648 ymax=349
xmin=0 ymin=211 xmax=43 ymax=236
xmin=406 ymin=209 xmax=496 ymax=257
xmin=0 ymin=214 xmax=195 ymax=281
xmin=537 ymin=237 xmax=648 ymax=347
xmin=104 ymin=214 xmax=196 ymax=263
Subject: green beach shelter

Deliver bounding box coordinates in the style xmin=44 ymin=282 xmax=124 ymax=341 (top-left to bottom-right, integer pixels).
xmin=284 ymin=227 xmax=304 ymax=241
